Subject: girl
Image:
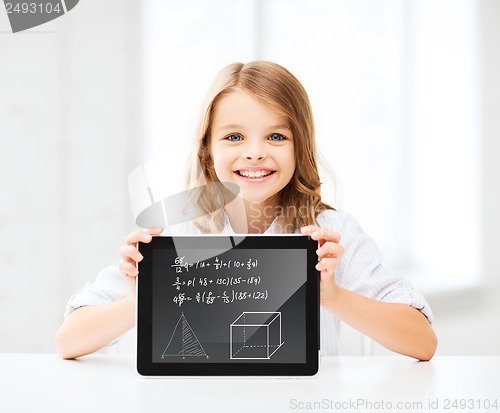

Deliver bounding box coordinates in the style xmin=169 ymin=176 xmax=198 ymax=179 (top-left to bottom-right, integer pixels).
xmin=55 ymin=61 xmax=437 ymax=361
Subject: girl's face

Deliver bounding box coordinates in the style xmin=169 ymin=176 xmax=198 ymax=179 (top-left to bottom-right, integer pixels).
xmin=210 ymin=90 xmax=295 ymax=206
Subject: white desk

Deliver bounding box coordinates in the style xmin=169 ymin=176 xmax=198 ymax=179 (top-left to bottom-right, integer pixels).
xmin=0 ymin=354 xmax=499 ymax=413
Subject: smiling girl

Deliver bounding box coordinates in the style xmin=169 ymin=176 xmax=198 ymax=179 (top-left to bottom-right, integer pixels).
xmin=55 ymin=61 xmax=437 ymax=361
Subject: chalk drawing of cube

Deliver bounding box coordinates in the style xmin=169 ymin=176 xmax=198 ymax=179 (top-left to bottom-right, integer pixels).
xmin=230 ymin=312 xmax=284 ymax=359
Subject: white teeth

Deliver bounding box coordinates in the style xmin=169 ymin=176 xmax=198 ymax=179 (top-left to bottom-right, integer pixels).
xmin=238 ymin=170 xmax=272 ymax=178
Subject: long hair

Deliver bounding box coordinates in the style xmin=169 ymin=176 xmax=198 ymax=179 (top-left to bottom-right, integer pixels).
xmin=186 ymin=61 xmax=335 ymax=233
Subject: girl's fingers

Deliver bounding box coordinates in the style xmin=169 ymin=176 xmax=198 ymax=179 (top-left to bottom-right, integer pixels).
xmin=125 ymin=230 xmax=150 ymax=245
xmin=316 ymin=242 xmax=344 ymax=259
xmin=119 ymin=245 xmax=143 ymax=263
xmin=316 ymin=257 xmax=339 ymax=274
xmin=120 ymin=254 xmax=135 ymax=264
xmin=124 ymin=228 xmax=164 ymax=246
xmin=118 ymin=260 xmax=138 ymax=277
xmin=300 ymin=225 xmax=317 ymax=234
xmin=300 ymin=226 xmax=340 ymax=244
xmin=310 ymin=227 xmax=340 ymax=243
xmin=119 ymin=228 xmax=163 ymax=281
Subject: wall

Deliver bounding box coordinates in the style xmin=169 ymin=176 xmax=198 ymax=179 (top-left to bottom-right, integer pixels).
xmin=481 ymin=0 xmax=500 ymax=291
xmin=0 ymin=0 xmax=142 ymax=352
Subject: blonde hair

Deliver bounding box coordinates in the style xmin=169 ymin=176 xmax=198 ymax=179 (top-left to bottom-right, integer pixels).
xmin=186 ymin=61 xmax=335 ymax=233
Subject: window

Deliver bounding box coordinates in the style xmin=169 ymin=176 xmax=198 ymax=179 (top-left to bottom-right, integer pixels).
xmin=143 ymin=0 xmax=482 ymax=292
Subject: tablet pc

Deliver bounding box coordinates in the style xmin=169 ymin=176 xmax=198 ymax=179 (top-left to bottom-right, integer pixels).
xmin=137 ymin=235 xmax=319 ymax=376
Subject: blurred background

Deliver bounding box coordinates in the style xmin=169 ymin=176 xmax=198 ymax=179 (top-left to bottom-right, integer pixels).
xmin=1 ymin=0 xmax=499 ymax=355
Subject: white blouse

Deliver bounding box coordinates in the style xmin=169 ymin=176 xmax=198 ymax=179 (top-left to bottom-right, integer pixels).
xmin=64 ymin=209 xmax=433 ymax=356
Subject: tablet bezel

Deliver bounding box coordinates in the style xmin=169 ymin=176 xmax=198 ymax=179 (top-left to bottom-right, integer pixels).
xmin=136 ymin=235 xmax=319 ymax=376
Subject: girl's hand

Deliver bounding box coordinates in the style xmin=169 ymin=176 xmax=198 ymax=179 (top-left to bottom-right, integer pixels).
xmin=300 ymin=225 xmax=343 ymax=308
xmin=118 ymin=228 xmax=164 ymax=296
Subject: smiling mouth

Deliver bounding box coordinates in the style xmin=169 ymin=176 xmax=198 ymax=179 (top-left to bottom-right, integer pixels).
xmin=234 ymin=169 xmax=276 ymax=179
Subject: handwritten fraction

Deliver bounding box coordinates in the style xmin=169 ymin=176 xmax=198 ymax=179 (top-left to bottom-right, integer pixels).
xmin=167 ymin=255 xmax=268 ymax=307
xmin=171 ymin=256 xmax=258 ymax=273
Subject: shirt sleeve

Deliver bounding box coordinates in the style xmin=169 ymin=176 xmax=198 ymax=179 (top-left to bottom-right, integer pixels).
xmin=63 ymin=265 xmax=130 ymax=319
xmin=317 ymin=210 xmax=434 ymax=323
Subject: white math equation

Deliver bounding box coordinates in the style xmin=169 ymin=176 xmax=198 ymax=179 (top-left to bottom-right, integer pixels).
xmin=172 ymin=275 xmax=262 ymax=290
xmin=171 ymin=255 xmax=258 ymax=273
xmin=172 ymin=290 xmax=269 ymax=307
xmin=168 ymin=255 xmax=268 ymax=307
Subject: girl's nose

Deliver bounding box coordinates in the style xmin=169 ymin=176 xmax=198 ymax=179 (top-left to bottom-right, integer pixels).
xmin=244 ymin=142 xmax=267 ymax=161
xmin=245 ymin=153 xmax=265 ymax=160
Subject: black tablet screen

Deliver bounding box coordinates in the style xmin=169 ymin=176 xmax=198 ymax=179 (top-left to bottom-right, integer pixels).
xmin=149 ymin=237 xmax=311 ymax=364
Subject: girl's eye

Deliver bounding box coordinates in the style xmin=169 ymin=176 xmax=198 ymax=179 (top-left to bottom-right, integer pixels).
xmin=268 ymin=133 xmax=285 ymax=141
xmin=226 ymin=134 xmax=243 ymax=142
